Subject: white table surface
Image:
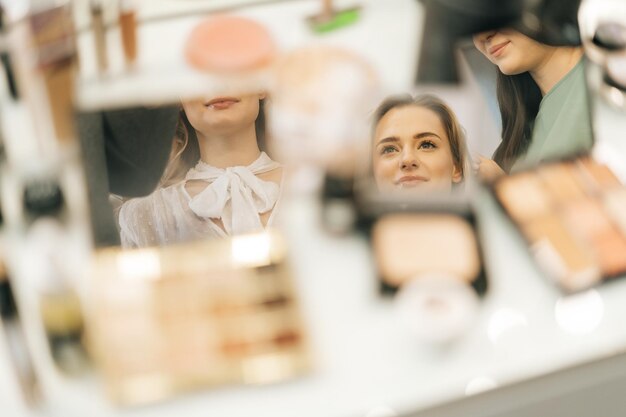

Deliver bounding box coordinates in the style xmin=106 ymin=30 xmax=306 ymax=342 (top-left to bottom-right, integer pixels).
xmin=14 ymin=182 xmax=626 ymax=417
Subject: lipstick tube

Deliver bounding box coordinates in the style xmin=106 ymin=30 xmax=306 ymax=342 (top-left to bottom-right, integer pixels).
xmin=119 ymin=0 xmax=137 ymax=66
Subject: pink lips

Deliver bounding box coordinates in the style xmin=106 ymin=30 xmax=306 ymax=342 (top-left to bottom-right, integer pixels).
xmin=489 ymin=41 xmax=510 ymax=58
xmin=204 ymin=97 xmax=240 ymax=109
xmin=395 ymin=175 xmax=428 ymax=187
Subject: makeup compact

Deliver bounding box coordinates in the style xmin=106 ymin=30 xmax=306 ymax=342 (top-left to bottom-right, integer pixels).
xmin=185 ymin=15 xmax=275 ymax=73
xmin=85 ymin=231 xmax=309 ymax=406
xmin=355 ymin=193 xmax=488 ymax=342
xmin=493 ymin=155 xmax=626 ymax=292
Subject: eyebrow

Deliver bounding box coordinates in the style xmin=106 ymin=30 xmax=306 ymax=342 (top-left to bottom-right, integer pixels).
xmin=376 ymin=137 xmax=399 ymax=146
xmin=415 ymin=132 xmax=442 ymax=140
xmin=376 ymin=132 xmax=442 ymax=146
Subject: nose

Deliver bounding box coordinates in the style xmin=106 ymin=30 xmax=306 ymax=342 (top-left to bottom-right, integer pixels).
xmin=474 ymin=30 xmax=496 ymax=43
xmin=400 ymin=149 xmax=419 ymax=170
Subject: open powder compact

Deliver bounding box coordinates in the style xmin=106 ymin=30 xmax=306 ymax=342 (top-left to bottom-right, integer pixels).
xmin=356 ymin=193 xmax=489 ymax=297
xmin=355 ymin=194 xmax=488 ymax=342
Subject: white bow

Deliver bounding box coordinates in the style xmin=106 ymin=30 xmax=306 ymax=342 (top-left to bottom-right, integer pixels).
xmin=185 ymin=152 xmax=281 ymax=235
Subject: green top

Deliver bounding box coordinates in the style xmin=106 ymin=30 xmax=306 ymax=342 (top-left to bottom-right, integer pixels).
xmin=511 ymin=58 xmax=593 ymax=172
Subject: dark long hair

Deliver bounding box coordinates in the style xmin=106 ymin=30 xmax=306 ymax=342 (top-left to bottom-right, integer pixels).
xmin=493 ymin=71 xmax=542 ymax=172
xmin=160 ymin=100 xmax=266 ymax=187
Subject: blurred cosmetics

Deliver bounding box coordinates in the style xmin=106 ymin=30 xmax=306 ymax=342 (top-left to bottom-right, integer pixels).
xmin=22 ymin=177 xmax=89 ymax=375
xmin=4 ymin=0 xmax=78 ymax=162
xmin=356 ymin=193 xmax=488 ymax=341
xmin=85 ymin=231 xmax=309 ymax=406
xmin=579 ymin=1 xmax=626 ymax=110
xmin=321 ymin=174 xmax=357 ymax=235
xmin=90 ymin=0 xmax=108 ymax=73
xmin=268 ymin=46 xmax=379 ymax=180
xmin=372 ymin=214 xmax=482 ymax=289
xmin=394 ymin=275 xmax=480 ymax=344
xmin=185 ymin=15 xmax=275 ymax=73
xmin=0 ymin=157 xmax=93 ymax=375
xmin=0 ymin=261 xmax=40 ymax=405
xmin=592 ymin=22 xmax=626 ymax=51
xmin=119 ymin=0 xmax=137 ymax=66
xmin=493 ymin=156 xmax=626 ymax=292
xmin=0 ymin=7 xmax=19 ymax=100
xmin=25 ymin=1 xmax=78 ymax=146
xmin=307 ymin=0 xmax=361 ymax=34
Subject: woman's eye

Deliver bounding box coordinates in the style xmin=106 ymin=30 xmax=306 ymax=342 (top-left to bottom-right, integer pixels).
xmin=380 ymin=145 xmax=398 ymax=155
xmin=419 ymin=140 xmax=437 ymax=150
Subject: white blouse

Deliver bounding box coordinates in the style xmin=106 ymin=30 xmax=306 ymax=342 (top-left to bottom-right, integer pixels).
xmin=118 ymin=152 xmax=282 ymax=248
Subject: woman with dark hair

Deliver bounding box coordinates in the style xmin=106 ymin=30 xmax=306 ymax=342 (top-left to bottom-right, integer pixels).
xmin=473 ymin=28 xmax=591 ymax=180
xmin=372 ymin=94 xmax=469 ymax=193
xmin=118 ymin=93 xmax=282 ymax=248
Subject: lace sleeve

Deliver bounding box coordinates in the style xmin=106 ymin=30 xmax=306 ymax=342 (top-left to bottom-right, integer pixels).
xmin=118 ymin=194 xmax=164 ymax=248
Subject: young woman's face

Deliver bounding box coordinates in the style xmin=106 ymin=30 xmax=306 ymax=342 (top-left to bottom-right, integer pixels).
xmin=473 ymin=29 xmax=552 ymax=75
xmin=372 ymin=105 xmax=462 ymax=193
xmin=182 ymin=93 xmax=263 ymax=137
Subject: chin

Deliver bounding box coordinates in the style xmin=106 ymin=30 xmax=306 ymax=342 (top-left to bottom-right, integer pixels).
xmin=497 ymin=59 xmax=527 ymax=76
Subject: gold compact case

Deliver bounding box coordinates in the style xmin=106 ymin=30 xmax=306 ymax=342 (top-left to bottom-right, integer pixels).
xmin=493 ymin=155 xmax=626 ymax=292
xmin=84 ymin=231 xmax=309 ymax=406
xmin=355 ymin=193 xmax=489 ymax=297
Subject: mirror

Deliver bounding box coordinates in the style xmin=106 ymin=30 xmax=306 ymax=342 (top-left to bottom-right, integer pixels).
xmin=356 ymin=42 xmax=501 ymax=200
xmin=111 ymin=93 xmax=280 ymax=249
xmin=467 ymin=28 xmax=593 ymax=177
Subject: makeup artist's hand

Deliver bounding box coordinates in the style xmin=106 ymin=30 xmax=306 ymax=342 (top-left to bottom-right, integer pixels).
xmin=475 ymin=156 xmax=505 ymax=183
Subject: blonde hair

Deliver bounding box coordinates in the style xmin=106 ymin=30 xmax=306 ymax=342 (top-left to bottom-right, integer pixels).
xmin=159 ymin=109 xmax=200 ymax=187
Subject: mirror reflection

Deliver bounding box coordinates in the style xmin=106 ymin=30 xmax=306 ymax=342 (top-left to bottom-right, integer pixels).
xmin=89 ymin=13 xmax=596 ymax=251
xmin=371 ymin=94 xmax=467 ymax=195
xmin=117 ymin=93 xmax=282 ymax=248
xmin=471 ymin=28 xmax=592 ymax=180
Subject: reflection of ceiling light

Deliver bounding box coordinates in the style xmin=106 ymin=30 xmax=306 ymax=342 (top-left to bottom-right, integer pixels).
xmin=465 ymin=376 xmax=498 ymax=396
xmin=554 ymin=289 xmax=604 ymax=336
xmin=487 ymin=308 xmax=529 ymax=344
xmin=231 ymin=232 xmax=272 ymax=266
xmin=116 ymin=250 xmax=161 ymax=281
xmin=241 ymin=353 xmax=292 ymax=384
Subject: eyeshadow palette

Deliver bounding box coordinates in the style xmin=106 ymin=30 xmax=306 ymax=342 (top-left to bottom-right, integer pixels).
xmin=355 ymin=194 xmax=489 ymax=297
xmin=84 ymin=231 xmax=309 ymax=406
xmin=493 ymin=156 xmax=626 ymax=292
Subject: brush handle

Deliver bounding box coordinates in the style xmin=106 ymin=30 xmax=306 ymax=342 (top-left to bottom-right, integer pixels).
xmin=322 ymin=0 xmax=333 ymax=19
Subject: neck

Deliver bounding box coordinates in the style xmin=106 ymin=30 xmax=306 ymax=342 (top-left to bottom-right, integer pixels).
xmin=530 ymin=47 xmax=583 ymax=96
xmin=196 ymin=124 xmax=261 ymax=169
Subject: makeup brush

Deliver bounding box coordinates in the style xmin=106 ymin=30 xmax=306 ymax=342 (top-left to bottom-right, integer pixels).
xmin=307 ymin=0 xmax=361 ymax=34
